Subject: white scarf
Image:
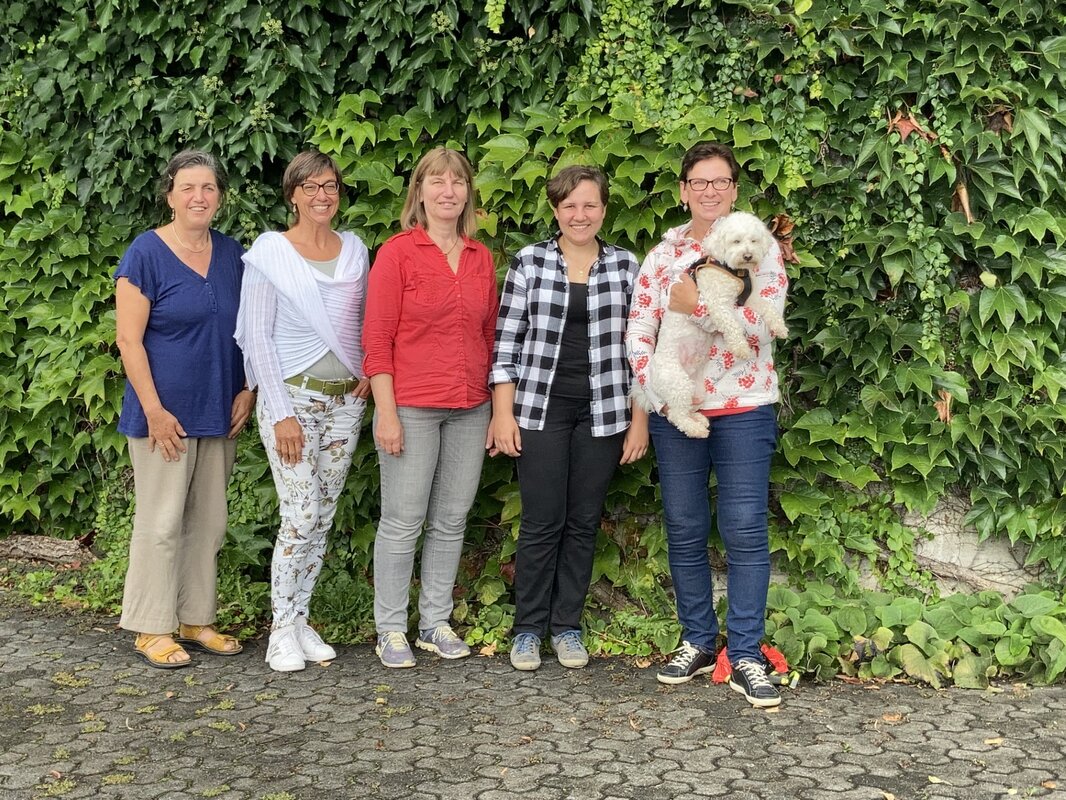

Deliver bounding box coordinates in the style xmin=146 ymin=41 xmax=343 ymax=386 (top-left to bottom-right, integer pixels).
xmin=234 ymin=230 xmax=368 ymax=389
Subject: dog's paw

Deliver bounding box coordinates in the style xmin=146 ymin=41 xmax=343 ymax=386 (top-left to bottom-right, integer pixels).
xmin=630 ymin=384 xmax=656 ymax=413
xmin=727 ymin=340 xmax=752 ymax=360
xmin=669 ymin=411 xmax=710 ymax=439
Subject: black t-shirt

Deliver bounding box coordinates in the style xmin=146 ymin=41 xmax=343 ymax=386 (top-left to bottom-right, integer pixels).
xmin=549 ymin=282 xmax=592 ymax=400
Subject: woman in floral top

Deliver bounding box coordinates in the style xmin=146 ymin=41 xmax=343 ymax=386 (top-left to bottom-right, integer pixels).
xmin=625 ymin=141 xmax=788 ymax=707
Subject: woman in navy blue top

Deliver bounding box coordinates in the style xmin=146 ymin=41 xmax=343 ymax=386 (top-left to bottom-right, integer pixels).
xmin=114 ymin=150 xmax=255 ymax=669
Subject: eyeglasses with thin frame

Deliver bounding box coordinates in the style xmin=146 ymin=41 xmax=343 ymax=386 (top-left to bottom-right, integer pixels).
xmin=299 ymin=180 xmax=341 ymax=196
xmin=684 ymin=177 xmax=735 ymax=191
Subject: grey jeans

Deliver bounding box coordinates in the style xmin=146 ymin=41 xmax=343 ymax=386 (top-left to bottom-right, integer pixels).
xmin=373 ymin=403 xmax=490 ymax=633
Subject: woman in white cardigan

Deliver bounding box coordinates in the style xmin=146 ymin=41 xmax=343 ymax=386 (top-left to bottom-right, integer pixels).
xmin=235 ymin=151 xmax=371 ymax=672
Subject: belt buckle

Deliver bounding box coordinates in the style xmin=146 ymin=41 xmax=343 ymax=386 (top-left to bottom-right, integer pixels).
xmin=321 ymin=379 xmax=346 ymax=396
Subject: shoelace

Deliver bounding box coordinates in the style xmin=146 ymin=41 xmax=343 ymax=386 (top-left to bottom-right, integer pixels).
xmin=668 ymin=642 xmax=702 ymax=668
xmin=514 ymin=635 xmax=538 ymax=654
xmin=380 ymin=631 xmax=408 ymax=650
xmin=432 ymin=627 xmax=459 ymax=643
xmin=555 ymin=631 xmax=582 ymax=650
xmin=734 ymin=659 xmax=773 ymax=690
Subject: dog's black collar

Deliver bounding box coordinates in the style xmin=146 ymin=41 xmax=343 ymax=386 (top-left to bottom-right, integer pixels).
xmin=686 ymin=256 xmax=753 ymax=305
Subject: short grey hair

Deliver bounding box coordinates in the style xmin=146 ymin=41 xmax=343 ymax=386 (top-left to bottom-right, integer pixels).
xmin=157 ymin=150 xmax=227 ymax=203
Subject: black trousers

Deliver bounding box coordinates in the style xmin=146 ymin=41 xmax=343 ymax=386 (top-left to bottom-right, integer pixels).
xmin=513 ymin=395 xmax=626 ymax=637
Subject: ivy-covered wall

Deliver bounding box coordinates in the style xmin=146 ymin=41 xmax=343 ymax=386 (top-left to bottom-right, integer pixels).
xmin=3 ymin=0 xmax=1066 ymax=684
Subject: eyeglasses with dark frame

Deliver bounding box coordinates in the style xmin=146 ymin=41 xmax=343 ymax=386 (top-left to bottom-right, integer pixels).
xmin=299 ymin=180 xmax=341 ymax=197
xmin=684 ymin=177 xmax=735 ymax=191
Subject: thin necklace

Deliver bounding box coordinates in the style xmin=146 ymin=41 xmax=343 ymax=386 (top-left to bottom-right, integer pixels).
xmin=171 ymin=223 xmax=211 ymax=253
xmin=563 ymin=249 xmax=596 ymax=278
xmin=437 ymin=236 xmax=460 ymax=256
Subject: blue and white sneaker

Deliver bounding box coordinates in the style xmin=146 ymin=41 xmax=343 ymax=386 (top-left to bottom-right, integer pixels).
xmin=376 ymin=631 xmax=416 ymax=669
xmin=550 ymin=630 xmax=589 ymax=668
xmin=510 ymin=633 xmax=542 ymax=671
xmin=415 ymin=626 xmax=471 ymax=659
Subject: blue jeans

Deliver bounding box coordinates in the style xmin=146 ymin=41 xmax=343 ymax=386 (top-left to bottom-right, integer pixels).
xmin=649 ymin=406 xmax=777 ymax=662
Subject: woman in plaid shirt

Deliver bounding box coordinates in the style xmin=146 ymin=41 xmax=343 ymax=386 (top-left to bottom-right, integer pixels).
xmin=490 ymin=166 xmax=648 ymax=671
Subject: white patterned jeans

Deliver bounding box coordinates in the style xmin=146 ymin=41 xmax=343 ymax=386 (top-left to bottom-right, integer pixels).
xmin=258 ymin=384 xmax=367 ymax=629
xmin=373 ymin=403 xmax=490 ymax=634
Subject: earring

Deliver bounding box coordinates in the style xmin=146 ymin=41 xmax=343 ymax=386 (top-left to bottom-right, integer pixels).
xmin=682 ymin=202 xmax=688 ymax=212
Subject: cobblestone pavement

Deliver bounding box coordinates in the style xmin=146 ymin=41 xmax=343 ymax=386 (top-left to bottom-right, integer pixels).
xmin=1 ymin=598 xmax=1063 ymax=800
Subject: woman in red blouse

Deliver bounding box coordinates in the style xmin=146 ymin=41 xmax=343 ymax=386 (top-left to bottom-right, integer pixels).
xmin=362 ymin=147 xmax=498 ymax=669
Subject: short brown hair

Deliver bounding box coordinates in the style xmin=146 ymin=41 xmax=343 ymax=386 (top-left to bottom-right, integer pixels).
xmin=282 ymin=151 xmax=343 ymax=219
xmin=157 ymin=150 xmax=226 ymax=203
xmin=400 ymin=147 xmax=478 ymax=238
xmin=546 ymin=165 xmax=609 ymax=207
xmin=680 ymin=142 xmax=740 ymax=182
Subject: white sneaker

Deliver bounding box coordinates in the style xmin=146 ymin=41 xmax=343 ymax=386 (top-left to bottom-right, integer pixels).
xmin=266 ymin=625 xmax=305 ymax=672
xmin=296 ymin=621 xmax=336 ymax=662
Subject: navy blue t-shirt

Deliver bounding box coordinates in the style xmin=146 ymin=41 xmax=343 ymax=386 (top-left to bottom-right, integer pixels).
xmin=115 ymin=229 xmax=246 ymax=438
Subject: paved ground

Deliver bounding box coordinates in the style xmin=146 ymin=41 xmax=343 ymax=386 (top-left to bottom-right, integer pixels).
xmin=1 ymin=596 xmax=1063 ymax=800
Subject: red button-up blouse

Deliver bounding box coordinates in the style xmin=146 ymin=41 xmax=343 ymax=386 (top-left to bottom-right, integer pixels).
xmin=362 ymin=226 xmax=498 ymax=409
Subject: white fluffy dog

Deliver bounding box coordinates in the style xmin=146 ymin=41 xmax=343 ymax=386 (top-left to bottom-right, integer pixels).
xmin=642 ymin=211 xmax=789 ymax=438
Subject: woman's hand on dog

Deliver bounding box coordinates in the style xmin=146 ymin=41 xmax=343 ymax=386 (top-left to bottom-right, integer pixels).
xmin=668 ymin=273 xmax=700 ymax=315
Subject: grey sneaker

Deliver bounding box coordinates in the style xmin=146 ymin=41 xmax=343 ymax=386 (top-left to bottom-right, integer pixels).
xmin=415 ymin=626 xmax=471 ymax=659
xmin=509 ymin=633 xmax=542 ymax=671
xmin=550 ymin=630 xmax=589 ymax=668
xmin=375 ymin=631 xmax=416 ymax=669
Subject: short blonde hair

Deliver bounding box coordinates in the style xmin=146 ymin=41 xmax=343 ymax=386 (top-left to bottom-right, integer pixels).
xmin=400 ymin=147 xmax=478 ymax=238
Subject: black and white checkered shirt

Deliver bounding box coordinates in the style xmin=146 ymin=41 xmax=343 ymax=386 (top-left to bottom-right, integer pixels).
xmin=491 ymin=237 xmax=640 ymax=436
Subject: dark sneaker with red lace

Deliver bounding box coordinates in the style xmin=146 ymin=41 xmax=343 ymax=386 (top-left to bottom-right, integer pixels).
xmin=729 ymin=657 xmax=782 ymax=707
xmin=656 ymin=640 xmax=716 ymax=685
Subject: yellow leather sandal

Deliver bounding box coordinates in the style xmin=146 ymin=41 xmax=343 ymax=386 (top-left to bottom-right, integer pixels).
xmin=176 ymin=624 xmax=243 ymax=656
xmin=135 ymin=633 xmax=192 ymax=670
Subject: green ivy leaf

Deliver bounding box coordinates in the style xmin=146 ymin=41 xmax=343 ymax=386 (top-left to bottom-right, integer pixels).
xmin=480 ymin=133 xmax=530 ymax=171
xmin=994 ymin=633 xmax=1032 ymax=667
xmin=1030 ymin=614 xmax=1066 ymax=644
xmin=951 ymin=652 xmax=991 ymax=689
xmin=877 ymin=597 xmax=923 ymax=629
xmin=1009 ymin=594 xmax=1064 ymax=619
xmin=778 ymin=484 xmax=831 ymax=522
xmin=893 ymin=643 xmax=941 ymax=688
